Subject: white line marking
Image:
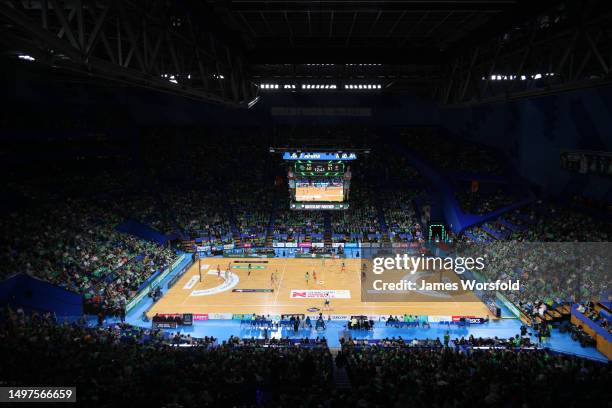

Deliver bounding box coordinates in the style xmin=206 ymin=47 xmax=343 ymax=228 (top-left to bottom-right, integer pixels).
xmin=274 ymin=261 xmax=287 ymax=304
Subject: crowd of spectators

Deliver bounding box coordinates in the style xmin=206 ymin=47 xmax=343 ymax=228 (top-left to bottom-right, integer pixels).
xmin=459 ymin=225 xmax=495 ymax=243
xmin=0 ymin=307 xmax=335 ymax=407
xmin=461 ymin=199 xmax=611 ymax=244
xmin=86 ymin=245 xmax=176 ymax=315
xmin=576 ymin=301 xmax=612 ymax=334
xmin=331 ymin=187 xmax=381 ymax=243
xmin=381 ymin=190 xmax=421 ymax=242
xmin=2 ymin=306 xmax=611 ymax=406
xmin=341 ymin=337 xmax=442 ymax=348
xmin=454 ymin=334 xmax=534 ymax=348
xmin=273 ymin=202 xmax=325 ymax=243
xmin=0 ymin=193 xmax=178 ymax=315
xmin=401 ymin=128 xmax=504 ymax=175
xmin=231 ymin=186 xmax=272 ymax=247
xmin=230 ymin=336 xmax=328 ymax=348
xmin=559 ymin=321 xmax=598 ymax=347
xmin=340 ymin=344 xmax=610 ymax=407
xmin=508 ymin=201 xmax=612 ymax=241
xmin=454 ymin=181 xmax=521 ymax=214
xmin=165 ymin=188 xmax=233 ymax=243
xmin=458 ymin=241 xmax=610 ymax=320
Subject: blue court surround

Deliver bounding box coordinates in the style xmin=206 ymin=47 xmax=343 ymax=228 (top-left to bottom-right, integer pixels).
xmin=113 ymin=255 xmax=609 ymax=362
xmin=117 ymin=315 xmax=608 ymax=361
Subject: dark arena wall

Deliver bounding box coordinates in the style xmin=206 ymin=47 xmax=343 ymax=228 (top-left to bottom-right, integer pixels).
xmin=5 ymin=62 xmax=611 ymax=208
xmin=441 ymin=86 xmax=612 ymax=203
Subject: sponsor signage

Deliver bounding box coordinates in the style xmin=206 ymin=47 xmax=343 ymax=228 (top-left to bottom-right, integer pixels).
xmin=291 ymin=202 xmax=349 ymax=210
xmin=283 ymin=152 xmax=357 ymax=161
xmin=157 ymin=313 xmax=182 ymax=318
xmin=428 ymin=315 xmax=452 ymax=323
xmin=290 ymin=289 xmax=351 ymax=299
xmin=207 ymin=313 xmax=232 ymax=320
xmin=451 ymin=316 xmax=487 ymax=324
xmin=154 ymin=322 xmax=178 ymax=329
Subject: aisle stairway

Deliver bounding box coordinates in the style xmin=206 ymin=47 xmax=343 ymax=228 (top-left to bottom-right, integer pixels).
xmin=331 ymin=350 xmax=351 ymax=391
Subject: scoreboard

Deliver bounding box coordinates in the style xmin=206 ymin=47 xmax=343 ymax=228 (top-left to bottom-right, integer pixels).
xmin=294 ymin=160 xmax=345 ymax=177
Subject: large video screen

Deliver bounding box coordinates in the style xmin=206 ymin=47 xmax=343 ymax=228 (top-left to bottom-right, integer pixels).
xmin=295 ymin=179 xmax=344 ymax=202
xmin=284 ymin=153 xmax=355 ymax=210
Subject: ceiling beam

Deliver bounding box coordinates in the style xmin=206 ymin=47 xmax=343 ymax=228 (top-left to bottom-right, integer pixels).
xmin=230 ymin=1 xmax=516 ymax=13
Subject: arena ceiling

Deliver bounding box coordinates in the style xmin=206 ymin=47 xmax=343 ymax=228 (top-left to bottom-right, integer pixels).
xmin=1 ymin=0 xmax=610 ymax=106
xmin=207 ymin=0 xmax=533 ymax=64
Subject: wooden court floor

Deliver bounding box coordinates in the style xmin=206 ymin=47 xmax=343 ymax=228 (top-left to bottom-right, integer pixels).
xmin=147 ymin=258 xmax=492 ymax=318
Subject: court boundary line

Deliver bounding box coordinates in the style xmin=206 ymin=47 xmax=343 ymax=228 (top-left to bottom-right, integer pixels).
xmin=273 ymin=259 xmax=287 ymax=304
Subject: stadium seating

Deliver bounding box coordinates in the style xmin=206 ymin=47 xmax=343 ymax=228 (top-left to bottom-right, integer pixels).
xmin=2 ymin=308 xmax=609 ymax=406
xmin=339 ymin=341 xmax=610 ymax=407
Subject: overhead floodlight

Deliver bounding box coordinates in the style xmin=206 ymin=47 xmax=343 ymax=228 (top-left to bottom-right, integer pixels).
xmin=247 ymin=96 xmax=260 ymax=109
